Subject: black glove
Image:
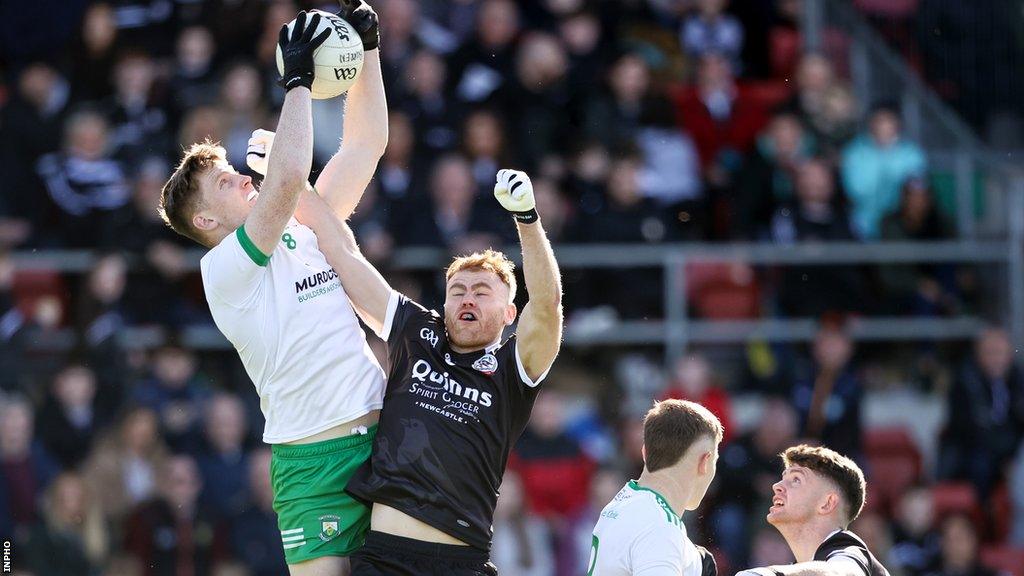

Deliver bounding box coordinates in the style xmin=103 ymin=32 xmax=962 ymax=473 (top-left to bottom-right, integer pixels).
xmin=338 ymin=0 xmax=379 ymax=50
xmin=277 ymin=11 xmax=331 ymax=92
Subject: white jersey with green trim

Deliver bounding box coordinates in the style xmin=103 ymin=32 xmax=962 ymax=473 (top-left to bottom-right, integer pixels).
xmin=200 ymin=220 xmax=384 ymax=444
xmin=588 ymin=480 xmax=703 ymax=576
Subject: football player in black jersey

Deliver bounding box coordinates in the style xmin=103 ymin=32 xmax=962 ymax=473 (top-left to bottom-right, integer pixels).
xmin=736 ymin=445 xmax=890 ymax=576
xmin=294 ymin=169 xmax=562 ymax=575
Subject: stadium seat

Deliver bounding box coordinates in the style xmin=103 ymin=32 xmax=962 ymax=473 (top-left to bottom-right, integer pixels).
xmin=685 ymin=262 xmax=760 ymax=320
xmin=980 ymin=545 xmax=1024 ymax=576
xmin=864 ymin=427 xmax=923 ymax=513
xmin=864 ymin=427 xmax=921 ymax=460
xmin=931 ymin=482 xmax=984 ymax=527
xmin=989 ymin=482 xmax=1013 ymax=542
xmin=12 ymin=270 xmax=67 ymax=323
xmin=866 ymin=454 xmax=919 ymax=513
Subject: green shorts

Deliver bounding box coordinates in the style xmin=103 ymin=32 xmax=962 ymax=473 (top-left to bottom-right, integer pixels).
xmin=270 ymin=425 xmax=376 ymax=565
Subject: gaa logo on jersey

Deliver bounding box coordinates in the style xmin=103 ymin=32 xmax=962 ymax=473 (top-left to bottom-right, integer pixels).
xmin=318 ymin=515 xmax=341 ymax=542
xmin=472 ymin=353 xmax=498 ymax=375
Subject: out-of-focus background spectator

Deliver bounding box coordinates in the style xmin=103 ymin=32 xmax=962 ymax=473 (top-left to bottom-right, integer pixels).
xmin=3 ymin=1 xmax=1024 ymax=575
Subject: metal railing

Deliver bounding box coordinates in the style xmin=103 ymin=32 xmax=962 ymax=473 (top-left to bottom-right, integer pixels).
xmin=804 ymin=0 xmax=1000 ymax=238
xmin=14 ymin=237 xmax=1022 ymax=368
xmin=14 ymin=0 xmax=1024 ymax=368
xmin=799 ymin=2 xmax=1024 ymax=365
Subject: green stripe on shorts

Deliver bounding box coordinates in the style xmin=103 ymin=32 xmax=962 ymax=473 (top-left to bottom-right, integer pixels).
xmin=270 ymin=425 xmax=376 ymax=564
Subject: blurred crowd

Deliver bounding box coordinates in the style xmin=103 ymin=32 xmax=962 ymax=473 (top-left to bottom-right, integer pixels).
xmin=856 ymin=0 xmax=1024 ymax=146
xmin=1 ymin=0 xmax=1022 ymax=575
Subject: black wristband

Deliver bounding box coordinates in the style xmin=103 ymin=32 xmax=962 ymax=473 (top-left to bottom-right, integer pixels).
xmin=279 ymin=72 xmax=314 ymax=91
xmin=512 ymin=209 xmax=539 ymax=224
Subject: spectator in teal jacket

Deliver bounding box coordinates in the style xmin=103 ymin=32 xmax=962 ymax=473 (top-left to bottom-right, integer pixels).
xmin=841 ymin=103 xmax=926 ymax=239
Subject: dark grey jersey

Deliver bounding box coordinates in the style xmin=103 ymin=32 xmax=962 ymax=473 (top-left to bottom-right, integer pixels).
xmin=346 ymin=292 xmax=544 ymax=550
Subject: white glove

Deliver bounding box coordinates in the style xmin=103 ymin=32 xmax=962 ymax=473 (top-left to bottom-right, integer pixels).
xmin=493 ymin=168 xmax=538 ymax=223
xmin=246 ymin=129 xmax=276 ymax=176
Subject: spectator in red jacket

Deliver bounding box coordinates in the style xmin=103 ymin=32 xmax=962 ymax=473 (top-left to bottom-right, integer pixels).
xmin=512 ymin=390 xmax=595 ymax=520
xmin=661 ymin=352 xmax=735 ymax=443
xmin=678 ymin=52 xmax=769 ymax=181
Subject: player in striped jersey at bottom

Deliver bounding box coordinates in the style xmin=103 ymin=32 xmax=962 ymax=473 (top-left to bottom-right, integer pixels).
xmin=736 ymin=445 xmax=891 ymax=576
xmin=589 ymin=399 xmax=722 ymax=576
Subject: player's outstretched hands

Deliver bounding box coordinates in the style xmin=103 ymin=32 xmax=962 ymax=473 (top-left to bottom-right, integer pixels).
xmin=246 ymin=129 xmax=276 ymax=176
xmin=494 ymin=169 xmax=538 ymax=224
xmin=338 ymin=0 xmax=379 ymax=50
xmin=278 ymin=10 xmax=331 ymax=92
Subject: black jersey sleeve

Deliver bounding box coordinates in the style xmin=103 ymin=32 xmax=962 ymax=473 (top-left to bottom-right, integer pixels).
xmin=814 ymin=531 xmax=873 ymax=576
xmin=696 ymin=545 xmax=717 ymax=576
xmin=377 ymin=290 xmax=436 ymax=346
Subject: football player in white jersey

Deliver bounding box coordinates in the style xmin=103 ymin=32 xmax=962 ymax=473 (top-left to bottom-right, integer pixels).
xmin=589 ymin=399 xmax=723 ymax=576
xmin=157 ymin=2 xmax=387 ymax=575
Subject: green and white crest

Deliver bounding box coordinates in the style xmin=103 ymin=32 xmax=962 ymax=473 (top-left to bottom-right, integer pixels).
xmin=318 ymin=515 xmax=341 ymax=542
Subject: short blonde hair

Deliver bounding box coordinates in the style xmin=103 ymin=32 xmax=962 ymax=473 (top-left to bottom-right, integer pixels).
xmin=159 ymin=141 xmax=226 ymax=246
xmin=445 ymin=249 xmax=517 ymax=302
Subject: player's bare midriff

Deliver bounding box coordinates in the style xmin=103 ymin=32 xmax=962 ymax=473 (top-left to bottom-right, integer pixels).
xmin=370 ymin=503 xmax=470 ymax=546
xmin=282 ymin=409 xmax=380 ymax=444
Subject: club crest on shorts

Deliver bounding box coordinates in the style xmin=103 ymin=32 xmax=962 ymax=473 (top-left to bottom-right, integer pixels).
xmin=318 ymin=515 xmax=341 ymax=542
xmin=472 ymin=353 xmax=498 ymax=375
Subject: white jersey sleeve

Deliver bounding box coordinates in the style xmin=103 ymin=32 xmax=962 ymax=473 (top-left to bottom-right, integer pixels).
xmin=200 ymin=226 xmax=268 ymax=307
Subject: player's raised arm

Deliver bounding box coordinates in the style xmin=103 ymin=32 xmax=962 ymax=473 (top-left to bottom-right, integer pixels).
xmin=251 ymin=3 xmax=385 ymax=220
xmin=244 ymin=11 xmax=329 ymax=255
xmin=315 ymin=0 xmax=387 ymax=220
xmin=494 ymin=169 xmax=564 ymax=381
xmin=294 ymin=188 xmax=392 ymax=334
